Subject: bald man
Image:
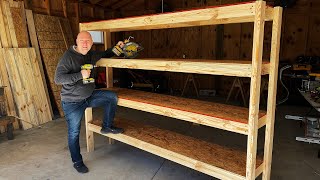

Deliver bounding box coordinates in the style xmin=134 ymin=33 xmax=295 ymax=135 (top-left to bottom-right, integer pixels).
xmin=55 ymin=31 xmax=124 ymax=173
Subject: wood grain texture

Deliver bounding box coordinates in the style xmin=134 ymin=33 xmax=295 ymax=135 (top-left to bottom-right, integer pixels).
xmin=80 ymin=2 xmax=273 ymax=32
xmin=10 ymin=2 xmax=29 ymax=47
xmin=26 ymin=10 xmax=53 ymax=118
xmin=89 ymin=118 xmax=263 ymax=178
xmin=97 ymin=58 xmax=270 ymax=77
xmin=33 ymin=13 xmax=71 ymax=116
xmin=104 ymin=87 xmax=266 ymax=135
xmin=246 ymin=1 xmax=265 ymax=179
xmin=2 ymin=0 xmax=17 ymax=47
xmin=263 ymin=7 xmax=282 ymax=180
xmin=1 ymin=48 xmax=52 ymax=129
xmin=0 ymin=48 xmax=16 ymax=116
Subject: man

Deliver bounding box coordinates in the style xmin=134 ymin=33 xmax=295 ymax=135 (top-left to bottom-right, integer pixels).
xmin=54 ymin=31 xmax=124 ymax=173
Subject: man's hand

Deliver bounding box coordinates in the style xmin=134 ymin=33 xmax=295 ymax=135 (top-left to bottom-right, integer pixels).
xmin=81 ymin=69 xmax=91 ymax=79
xmin=117 ymin=41 xmax=125 ymax=48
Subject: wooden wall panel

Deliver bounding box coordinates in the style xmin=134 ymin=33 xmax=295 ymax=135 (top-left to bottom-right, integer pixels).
xmin=281 ymin=14 xmax=308 ymax=61
xmin=59 ymin=18 xmax=75 ymax=48
xmin=50 ymin=0 xmax=62 ymax=13
xmin=167 ymin=28 xmax=184 ymax=59
xmin=183 ymin=27 xmax=201 ymax=59
xmin=240 ymin=23 xmax=253 ymax=60
xmin=223 ymin=24 xmax=241 ymax=60
xmin=150 ymin=29 xmax=168 ymax=58
xmin=307 ymin=15 xmax=320 ymax=56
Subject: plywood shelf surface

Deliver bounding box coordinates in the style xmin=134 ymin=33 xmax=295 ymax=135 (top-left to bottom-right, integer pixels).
xmin=97 ymin=58 xmax=270 ymax=77
xmin=103 ymin=88 xmax=266 ymax=135
xmin=88 ymin=118 xmax=263 ymax=179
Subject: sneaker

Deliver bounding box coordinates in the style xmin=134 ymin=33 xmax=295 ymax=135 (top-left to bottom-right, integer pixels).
xmin=73 ymin=161 xmax=89 ymax=173
xmin=101 ymin=126 xmax=124 ymax=134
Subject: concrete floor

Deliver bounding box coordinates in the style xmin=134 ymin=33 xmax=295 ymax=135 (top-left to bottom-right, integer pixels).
xmin=0 ymin=105 xmax=319 ymax=180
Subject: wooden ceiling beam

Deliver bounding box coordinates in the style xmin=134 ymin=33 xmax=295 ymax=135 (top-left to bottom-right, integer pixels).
xmin=112 ymin=0 xmax=137 ymax=10
xmin=89 ymin=0 xmax=104 ymax=5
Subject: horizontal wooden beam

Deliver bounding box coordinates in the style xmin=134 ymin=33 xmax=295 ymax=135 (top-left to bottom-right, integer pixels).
xmin=97 ymin=58 xmax=270 ymax=77
xmin=80 ymin=2 xmax=274 ymax=32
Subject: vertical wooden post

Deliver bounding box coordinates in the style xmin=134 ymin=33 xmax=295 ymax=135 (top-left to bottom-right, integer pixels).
xmin=74 ymin=2 xmax=79 ymax=36
xmin=104 ymin=30 xmax=113 ymax=88
xmin=61 ymin=0 xmax=67 ymax=18
xmin=23 ymin=0 xmax=32 ymax=10
xmin=0 ymin=49 xmax=16 ymax=117
xmin=85 ymin=108 xmax=94 ymax=152
xmin=2 ymin=0 xmax=17 ymax=47
xmin=0 ymin=0 xmax=12 ymax=47
xmin=263 ymin=7 xmax=283 ymax=180
xmin=44 ymin=0 xmax=50 ymax=15
xmin=104 ymin=30 xmax=114 ymax=144
xmin=0 ymin=0 xmax=9 ymax=47
xmin=19 ymin=1 xmax=30 ymax=47
xmin=246 ymin=1 xmax=265 ymax=179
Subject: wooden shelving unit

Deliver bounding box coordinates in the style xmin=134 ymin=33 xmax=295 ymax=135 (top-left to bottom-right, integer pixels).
xmin=80 ymin=1 xmax=282 ymax=179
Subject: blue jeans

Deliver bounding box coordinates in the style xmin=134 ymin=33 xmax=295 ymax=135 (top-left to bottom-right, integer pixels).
xmin=62 ymin=90 xmax=118 ymax=163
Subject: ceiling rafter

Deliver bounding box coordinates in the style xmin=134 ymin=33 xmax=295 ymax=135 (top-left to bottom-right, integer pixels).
xmin=111 ymin=0 xmax=138 ymax=10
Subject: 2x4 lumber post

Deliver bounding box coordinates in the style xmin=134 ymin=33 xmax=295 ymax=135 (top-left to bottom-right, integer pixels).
xmin=0 ymin=49 xmax=16 ymax=117
xmin=104 ymin=30 xmax=114 ymax=144
xmin=263 ymin=7 xmax=283 ymax=180
xmin=19 ymin=1 xmax=30 ymax=47
xmin=2 ymin=0 xmax=17 ymax=47
xmin=0 ymin=0 xmax=9 ymax=47
xmin=25 ymin=9 xmax=53 ymax=119
xmin=0 ymin=0 xmax=12 ymax=47
xmin=246 ymin=1 xmax=265 ymax=180
xmin=85 ymin=108 xmax=94 ymax=152
xmin=104 ymin=30 xmax=113 ymax=88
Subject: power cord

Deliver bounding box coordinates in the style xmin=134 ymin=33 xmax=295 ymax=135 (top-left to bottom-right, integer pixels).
xmin=3 ymin=115 xmax=43 ymax=129
xmin=277 ymin=65 xmax=292 ymax=105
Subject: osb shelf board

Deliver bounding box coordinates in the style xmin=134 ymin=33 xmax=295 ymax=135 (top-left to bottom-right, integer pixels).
xmin=90 ymin=118 xmax=263 ymax=177
xmin=103 ymin=88 xmax=266 ymax=135
xmin=97 ymin=58 xmax=270 ymax=77
xmin=111 ymin=87 xmax=266 ymax=123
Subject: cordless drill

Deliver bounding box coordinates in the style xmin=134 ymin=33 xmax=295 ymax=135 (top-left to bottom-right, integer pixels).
xmin=81 ymin=64 xmax=96 ymax=84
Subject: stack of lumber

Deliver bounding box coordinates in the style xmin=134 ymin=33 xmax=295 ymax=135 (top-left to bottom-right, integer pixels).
xmin=0 ymin=0 xmax=74 ymax=130
xmin=0 ymin=0 xmax=52 ymax=130
xmin=28 ymin=13 xmax=75 ymax=116
xmin=0 ymin=48 xmax=52 ymax=129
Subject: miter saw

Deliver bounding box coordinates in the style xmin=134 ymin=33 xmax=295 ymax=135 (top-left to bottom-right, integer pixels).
xmin=112 ymin=36 xmax=144 ymax=58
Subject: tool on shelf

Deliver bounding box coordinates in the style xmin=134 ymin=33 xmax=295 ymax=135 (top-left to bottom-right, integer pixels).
xmin=112 ymin=36 xmax=144 ymax=59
